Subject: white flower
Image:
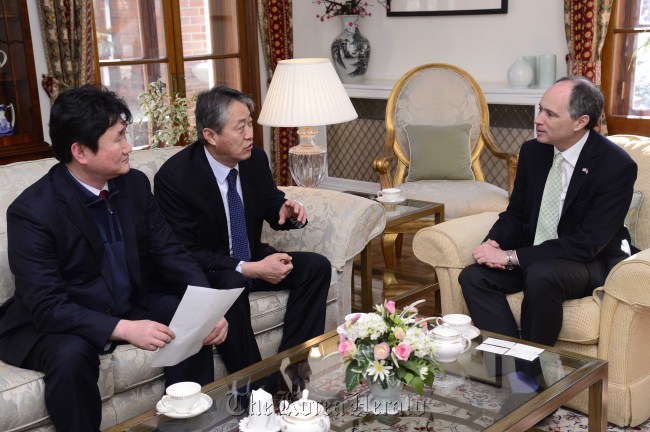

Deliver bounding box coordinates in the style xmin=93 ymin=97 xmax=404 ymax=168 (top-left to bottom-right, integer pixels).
xmin=419 ymin=366 xmax=429 ymax=379
xmin=356 ymin=314 xmax=388 ymax=340
xmin=404 ymin=326 xmax=435 ymax=358
xmin=366 ymin=360 xmax=393 ymax=382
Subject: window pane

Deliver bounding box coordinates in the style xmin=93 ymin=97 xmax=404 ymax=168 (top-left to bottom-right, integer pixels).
xmin=632 ymin=33 xmax=650 ymax=114
xmin=99 ymin=63 xmax=169 ymax=116
xmin=181 ymin=0 xmax=239 ymax=57
xmin=94 ymin=0 xmax=166 ymax=61
xmin=184 ymin=59 xmax=241 ymax=98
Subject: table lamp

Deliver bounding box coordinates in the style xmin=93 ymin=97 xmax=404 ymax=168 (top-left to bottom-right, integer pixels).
xmin=258 ymin=58 xmax=358 ymax=187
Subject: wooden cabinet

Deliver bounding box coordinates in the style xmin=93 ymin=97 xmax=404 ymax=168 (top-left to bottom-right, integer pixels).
xmin=0 ymin=0 xmax=51 ymax=164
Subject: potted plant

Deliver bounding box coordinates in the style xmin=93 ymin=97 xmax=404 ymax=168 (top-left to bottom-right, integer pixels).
xmin=138 ymin=79 xmax=197 ymax=148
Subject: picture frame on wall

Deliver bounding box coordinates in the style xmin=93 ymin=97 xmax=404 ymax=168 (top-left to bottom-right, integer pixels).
xmin=387 ymin=0 xmax=508 ymax=16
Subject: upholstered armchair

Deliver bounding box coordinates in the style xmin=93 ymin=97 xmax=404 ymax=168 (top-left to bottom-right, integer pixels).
xmin=412 ymin=135 xmax=650 ymax=427
xmin=373 ymin=63 xmax=518 ymax=221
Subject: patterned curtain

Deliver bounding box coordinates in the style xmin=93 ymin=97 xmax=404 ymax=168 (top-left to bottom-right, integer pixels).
xmin=37 ymin=0 xmax=96 ymax=102
xmin=564 ymin=0 xmax=613 ymax=133
xmin=257 ymin=0 xmax=296 ymax=186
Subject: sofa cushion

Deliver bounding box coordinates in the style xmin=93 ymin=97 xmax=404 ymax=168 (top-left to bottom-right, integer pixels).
xmin=398 ymin=180 xmax=509 ymax=220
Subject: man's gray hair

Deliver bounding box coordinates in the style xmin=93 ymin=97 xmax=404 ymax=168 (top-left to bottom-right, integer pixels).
xmin=556 ymin=76 xmax=604 ymax=130
xmin=195 ymin=86 xmax=255 ymax=143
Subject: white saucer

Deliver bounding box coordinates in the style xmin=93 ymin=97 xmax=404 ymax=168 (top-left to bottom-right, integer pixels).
xmin=376 ymin=195 xmax=406 ymax=204
xmin=156 ymin=393 xmax=213 ymax=419
xmin=463 ymin=326 xmax=480 ymax=340
xmin=239 ymin=415 xmax=281 ymax=432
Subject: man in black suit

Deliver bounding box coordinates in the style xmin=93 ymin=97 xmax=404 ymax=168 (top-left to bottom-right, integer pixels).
xmin=460 ymin=77 xmax=637 ymax=347
xmin=154 ymin=86 xmax=330 ymax=379
xmin=0 ymin=86 xmax=228 ymax=431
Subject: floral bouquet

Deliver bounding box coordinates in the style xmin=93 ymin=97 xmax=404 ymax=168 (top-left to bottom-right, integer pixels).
xmin=313 ymin=0 xmax=389 ymax=21
xmin=338 ymin=300 xmax=444 ymax=395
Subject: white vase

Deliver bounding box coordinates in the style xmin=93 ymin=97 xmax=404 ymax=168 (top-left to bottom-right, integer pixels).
xmin=507 ymin=57 xmax=534 ymax=89
xmin=538 ymin=54 xmax=557 ymax=88
xmin=331 ymin=15 xmax=370 ymax=83
xmin=367 ymin=375 xmax=403 ymax=413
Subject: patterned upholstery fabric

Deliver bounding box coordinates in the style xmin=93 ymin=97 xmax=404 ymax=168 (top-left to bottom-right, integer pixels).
xmin=413 ymin=135 xmax=650 ymax=427
xmin=398 ymin=180 xmax=508 ymax=220
xmin=0 ymin=147 xmax=385 ymax=431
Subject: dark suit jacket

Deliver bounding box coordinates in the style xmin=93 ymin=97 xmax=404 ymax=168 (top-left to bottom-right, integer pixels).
xmin=0 ymin=164 xmax=208 ymax=365
xmin=488 ymin=131 xmax=638 ymax=286
xmin=154 ymin=142 xmax=296 ymax=273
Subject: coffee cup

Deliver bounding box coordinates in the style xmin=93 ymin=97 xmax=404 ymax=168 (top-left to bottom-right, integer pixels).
xmin=248 ymin=388 xmax=277 ymax=430
xmin=435 ymin=314 xmax=472 ymax=335
xmin=377 ymin=187 xmax=403 ymax=202
xmin=161 ymin=381 xmax=202 ymax=413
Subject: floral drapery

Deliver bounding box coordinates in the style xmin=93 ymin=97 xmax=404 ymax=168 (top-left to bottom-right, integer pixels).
xmin=37 ymin=0 xmax=95 ymax=101
xmin=564 ymin=0 xmax=613 ymax=133
xmin=257 ymin=0 xmax=296 ymax=186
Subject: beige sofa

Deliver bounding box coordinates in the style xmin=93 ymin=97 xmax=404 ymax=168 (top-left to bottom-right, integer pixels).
xmin=412 ymin=135 xmax=650 ymax=427
xmin=0 ymin=146 xmax=386 ymax=431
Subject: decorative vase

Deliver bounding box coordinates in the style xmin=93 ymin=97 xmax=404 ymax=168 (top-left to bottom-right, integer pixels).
xmin=0 ymin=103 xmax=15 ymax=137
xmin=538 ymin=54 xmax=557 ymax=89
xmin=507 ymin=56 xmax=534 ymax=89
xmin=367 ymin=375 xmax=403 ymax=414
xmin=331 ymin=15 xmax=370 ymax=83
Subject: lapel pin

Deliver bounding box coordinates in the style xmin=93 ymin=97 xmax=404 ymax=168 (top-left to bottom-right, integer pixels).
xmin=582 ymin=168 xmax=589 ymax=174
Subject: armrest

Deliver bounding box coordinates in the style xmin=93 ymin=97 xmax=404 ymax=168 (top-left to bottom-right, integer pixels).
xmin=413 ymin=212 xmax=499 ymax=315
xmin=261 ymin=187 xmax=386 ymax=272
xmin=597 ymin=248 xmax=650 ymax=400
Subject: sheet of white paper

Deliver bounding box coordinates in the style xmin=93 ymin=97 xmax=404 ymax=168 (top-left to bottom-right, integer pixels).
xmin=482 ymin=337 xmax=517 ymax=348
xmin=475 ymin=343 xmax=509 ymax=355
xmin=151 ymin=285 xmax=244 ymax=367
xmin=506 ymin=343 xmax=545 ymax=361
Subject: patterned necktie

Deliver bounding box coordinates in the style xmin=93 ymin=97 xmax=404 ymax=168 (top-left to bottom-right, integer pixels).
xmin=534 ymin=152 xmax=564 ymax=245
xmin=226 ymin=169 xmax=250 ymax=262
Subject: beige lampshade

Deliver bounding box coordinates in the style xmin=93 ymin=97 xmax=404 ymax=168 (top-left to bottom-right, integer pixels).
xmin=257 ymin=58 xmax=358 ymax=127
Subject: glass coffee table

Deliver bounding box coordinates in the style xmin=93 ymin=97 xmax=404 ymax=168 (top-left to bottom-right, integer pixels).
xmin=344 ymin=190 xmax=445 ymax=312
xmin=106 ymin=328 xmax=607 ymax=432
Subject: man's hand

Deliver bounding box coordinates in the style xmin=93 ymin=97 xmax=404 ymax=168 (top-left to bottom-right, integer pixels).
xmin=203 ymin=317 xmax=228 ymax=345
xmin=472 ymin=239 xmax=507 ymax=270
xmin=111 ymin=319 xmax=175 ymax=351
xmin=241 ymin=253 xmax=293 ymax=284
xmin=278 ymin=200 xmax=307 ymax=225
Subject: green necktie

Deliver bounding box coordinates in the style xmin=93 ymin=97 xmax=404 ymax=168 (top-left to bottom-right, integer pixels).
xmin=534 ymin=153 xmax=564 ymax=245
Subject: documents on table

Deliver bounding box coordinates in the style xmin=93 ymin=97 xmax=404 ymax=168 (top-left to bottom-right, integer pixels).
xmin=151 ymin=285 xmax=244 ymax=367
xmin=476 ymin=337 xmax=545 ymax=361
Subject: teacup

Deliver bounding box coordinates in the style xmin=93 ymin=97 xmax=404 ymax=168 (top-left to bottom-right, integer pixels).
xmin=377 ymin=188 xmax=403 ymax=202
xmin=248 ymin=388 xmax=277 ymax=430
xmin=435 ymin=314 xmax=472 ymax=335
xmin=161 ymin=381 xmax=202 ymax=413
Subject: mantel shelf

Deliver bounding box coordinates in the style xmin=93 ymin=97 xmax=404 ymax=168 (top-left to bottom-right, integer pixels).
xmin=344 ymin=79 xmax=546 ymax=106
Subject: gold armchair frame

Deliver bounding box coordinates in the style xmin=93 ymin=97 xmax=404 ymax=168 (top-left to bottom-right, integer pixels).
xmin=373 ymin=63 xmax=518 ymax=195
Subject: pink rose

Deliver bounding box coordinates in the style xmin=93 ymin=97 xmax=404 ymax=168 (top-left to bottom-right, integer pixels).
xmin=393 ymin=343 xmax=412 ymax=361
xmin=373 ymin=342 xmax=390 ymax=360
xmin=346 ymin=313 xmax=362 ymax=327
xmin=385 ymin=300 xmax=396 ymax=315
xmin=338 ymin=340 xmax=357 ymax=359
xmin=393 ymin=327 xmax=406 ymax=340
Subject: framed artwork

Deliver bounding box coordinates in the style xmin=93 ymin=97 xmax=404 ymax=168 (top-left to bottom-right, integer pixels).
xmin=387 ymin=0 xmax=508 ymax=16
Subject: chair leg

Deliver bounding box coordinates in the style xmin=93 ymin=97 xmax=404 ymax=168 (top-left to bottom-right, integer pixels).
xmin=395 ymin=233 xmax=403 ymax=260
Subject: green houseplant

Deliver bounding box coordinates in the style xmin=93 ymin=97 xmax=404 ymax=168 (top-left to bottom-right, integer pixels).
xmin=138 ymin=79 xmax=197 ymax=148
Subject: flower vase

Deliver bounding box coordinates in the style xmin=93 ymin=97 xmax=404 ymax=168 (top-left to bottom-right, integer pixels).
xmin=331 ymin=14 xmax=370 ymax=83
xmin=367 ymin=375 xmax=404 ymax=414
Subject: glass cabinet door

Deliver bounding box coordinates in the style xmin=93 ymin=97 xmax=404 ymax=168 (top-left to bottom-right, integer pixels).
xmin=0 ymin=0 xmax=50 ymax=163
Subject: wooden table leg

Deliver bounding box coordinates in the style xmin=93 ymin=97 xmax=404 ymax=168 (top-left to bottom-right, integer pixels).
xmin=588 ymin=368 xmax=607 ymax=432
xmin=360 ymin=242 xmax=373 ymax=312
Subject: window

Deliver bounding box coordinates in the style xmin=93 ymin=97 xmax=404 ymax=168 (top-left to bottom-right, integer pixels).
xmin=602 ymin=0 xmax=650 ymax=135
xmin=92 ymin=0 xmax=261 ymax=147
